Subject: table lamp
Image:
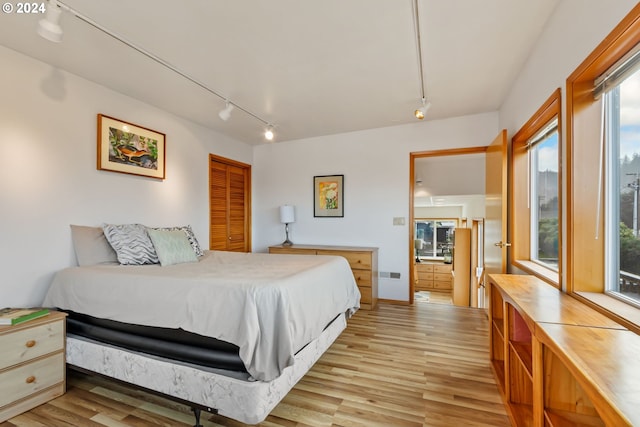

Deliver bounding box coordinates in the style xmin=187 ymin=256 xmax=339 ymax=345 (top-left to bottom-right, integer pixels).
xmin=280 ymin=205 xmax=295 ymax=246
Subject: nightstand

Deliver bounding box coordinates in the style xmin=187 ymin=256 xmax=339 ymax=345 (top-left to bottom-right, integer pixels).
xmin=0 ymin=310 xmax=67 ymax=422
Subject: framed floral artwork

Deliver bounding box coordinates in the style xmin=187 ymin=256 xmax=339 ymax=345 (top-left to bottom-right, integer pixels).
xmin=314 ymin=174 xmax=344 ymax=217
xmin=97 ymin=114 xmax=166 ymax=179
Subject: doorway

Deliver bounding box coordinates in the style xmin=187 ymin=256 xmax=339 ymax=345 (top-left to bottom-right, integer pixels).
xmin=409 ymin=147 xmax=487 ymax=305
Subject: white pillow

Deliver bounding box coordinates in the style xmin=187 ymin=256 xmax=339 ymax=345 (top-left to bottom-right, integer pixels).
xmin=147 ymin=228 xmax=198 ymax=266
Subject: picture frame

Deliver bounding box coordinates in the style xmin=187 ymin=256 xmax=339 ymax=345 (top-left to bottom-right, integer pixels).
xmin=97 ymin=114 xmax=166 ymax=180
xmin=314 ymin=174 xmax=344 ymax=217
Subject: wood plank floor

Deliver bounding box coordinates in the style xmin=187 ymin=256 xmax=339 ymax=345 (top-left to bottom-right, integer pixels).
xmin=2 ymin=302 xmax=510 ymax=427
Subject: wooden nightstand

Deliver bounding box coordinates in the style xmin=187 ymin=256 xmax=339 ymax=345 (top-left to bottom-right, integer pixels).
xmin=0 ymin=310 xmax=67 ymax=422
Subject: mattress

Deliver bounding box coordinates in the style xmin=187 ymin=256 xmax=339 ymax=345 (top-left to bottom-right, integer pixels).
xmin=64 ymin=310 xmax=246 ymax=372
xmin=44 ymin=250 xmax=360 ymax=381
xmin=65 ymin=311 xmax=348 ymax=424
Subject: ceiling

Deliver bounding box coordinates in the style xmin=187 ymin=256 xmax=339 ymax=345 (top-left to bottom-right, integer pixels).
xmin=0 ymin=0 xmax=558 ymax=145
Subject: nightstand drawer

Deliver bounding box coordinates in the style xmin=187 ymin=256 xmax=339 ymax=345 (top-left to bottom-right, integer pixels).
xmin=0 ymin=320 xmax=64 ymax=370
xmin=0 ymin=352 xmax=64 ymax=408
xmin=416 ymin=263 xmax=434 ymax=272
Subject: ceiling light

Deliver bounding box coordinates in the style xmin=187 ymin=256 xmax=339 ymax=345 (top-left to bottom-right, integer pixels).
xmin=414 ymin=97 xmax=431 ymax=120
xmin=264 ymin=125 xmax=275 ymax=141
xmin=218 ymin=101 xmax=234 ymax=121
xmin=37 ymin=0 xmax=63 ymax=43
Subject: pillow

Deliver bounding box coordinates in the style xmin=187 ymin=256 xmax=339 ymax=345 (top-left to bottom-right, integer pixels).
xmin=102 ymin=223 xmax=159 ymax=265
xmin=146 ymin=228 xmax=198 ymax=266
xmin=70 ymin=225 xmax=118 ymax=266
xmin=152 ymin=225 xmax=203 ymax=257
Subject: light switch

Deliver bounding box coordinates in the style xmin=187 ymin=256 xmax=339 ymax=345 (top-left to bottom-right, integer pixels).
xmin=393 ymin=217 xmax=405 ymax=225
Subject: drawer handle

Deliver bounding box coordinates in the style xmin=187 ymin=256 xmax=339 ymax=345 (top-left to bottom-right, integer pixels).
xmin=25 ymin=376 xmax=36 ymax=384
xmin=25 ymin=340 xmax=36 ymax=348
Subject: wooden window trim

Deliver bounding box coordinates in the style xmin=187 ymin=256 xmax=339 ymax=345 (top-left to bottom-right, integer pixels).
xmin=566 ymin=3 xmax=640 ymax=332
xmin=511 ymin=89 xmax=562 ymax=288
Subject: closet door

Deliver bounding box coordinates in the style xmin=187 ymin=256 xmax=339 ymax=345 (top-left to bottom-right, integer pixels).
xmin=209 ymin=154 xmax=251 ymax=252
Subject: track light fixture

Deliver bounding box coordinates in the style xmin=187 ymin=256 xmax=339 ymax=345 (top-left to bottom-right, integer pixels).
xmin=218 ymin=101 xmax=234 ymax=121
xmin=37 ymin=0 xmax=63 ymax=43
xmin=414 ymin=97 xmax=431 ymax=120
xmin=412 ymin=0 xmax=430 ymax=120
xmin=264 ymin=125 xmax=275 ymax=141
xmin=36 ymin=0 xmax=277 ymax=142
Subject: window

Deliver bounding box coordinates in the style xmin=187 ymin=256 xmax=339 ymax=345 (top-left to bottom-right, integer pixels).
xmin=603 ymin=68 xmax=640 ymax=306
xmin=529 ymin=119 xmax=559 ymax=270
xmin=567 ymin=3 xmax=640 ymax=331
xmin=415 ymin=219 xmax=456 ymax=259
xmin=511 ymin=90 xmax=561 ymax=286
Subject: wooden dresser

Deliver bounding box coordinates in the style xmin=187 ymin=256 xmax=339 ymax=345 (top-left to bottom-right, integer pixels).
xmin=414 ymin=262 xmax=452 ymax=292
xmin=0 ymin=311 xmax=67 ymax=422
xmin=269 ymin=244 xmax=378 ymax=310
xmin=488 ymin=274 xmax=640 ymax=427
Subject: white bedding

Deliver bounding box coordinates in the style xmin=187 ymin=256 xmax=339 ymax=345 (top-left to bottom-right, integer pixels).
xmin=43 ymin=250 xmax=360 ymax=381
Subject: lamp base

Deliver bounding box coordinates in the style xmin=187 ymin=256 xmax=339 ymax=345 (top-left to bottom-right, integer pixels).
xmin=282 ymin=239 xmax=293 ymax=246
xmin=282 ymin=223 xmax=293 ymax=246
xmin=415 ymin=256 xmax=421 ymax=263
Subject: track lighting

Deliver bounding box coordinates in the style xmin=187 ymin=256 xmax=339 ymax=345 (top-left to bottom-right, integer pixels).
xmin=218 ymin=101 xmax=234 ymax=121
xmin=414 ymin=98 xmax=430 ymax=120
xmin=36 ymin=0 xmax=277 ymax=142
xmin=412 ymin=0 xmax=431 ymax=120
xmin=37 ymin=0 xmax=63 ymax=43
xmin=264 ymin=125 xmax=274 ymax=141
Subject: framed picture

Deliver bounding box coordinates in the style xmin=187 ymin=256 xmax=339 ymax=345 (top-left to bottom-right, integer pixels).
xmin=97 ymin=114 xmax=166 ymax=179
xmin=314 ymin=174 xmax=344 ymax=217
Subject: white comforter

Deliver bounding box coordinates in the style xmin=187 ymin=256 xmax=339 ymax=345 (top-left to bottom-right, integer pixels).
xmin=43 ymin=250 xmax=360 ymax=381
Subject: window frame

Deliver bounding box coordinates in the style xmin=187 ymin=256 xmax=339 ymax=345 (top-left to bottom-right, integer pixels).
xmin=567 ymin=3 xmax=640 ymax=333
xmin=511 ymin=89 xmax=562 ymax=287
xmin=414 ymin=218 xmax=458 ymax=260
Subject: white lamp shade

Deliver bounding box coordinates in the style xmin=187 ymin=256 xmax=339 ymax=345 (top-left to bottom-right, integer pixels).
xmin=280 ymin=205 xmax=295 ymax=224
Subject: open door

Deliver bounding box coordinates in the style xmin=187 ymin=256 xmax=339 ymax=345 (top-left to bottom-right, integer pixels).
xmin=483 ymin=130 xmax=508 ymax=307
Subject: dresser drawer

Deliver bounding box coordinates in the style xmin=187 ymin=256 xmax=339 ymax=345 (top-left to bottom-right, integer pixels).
xmin=416 ymin=263 xmax=434 ymax=273
xmin=0 ymin=320 xmax=64 ymax=370
xmin=320 ymin=250 xmax=371 ymax=270
xmin=434 ymin=273 xmax=452 ymax=282
xmin=0 ymin=352 xmax=64 ymax=408
xmin=434 ymin=264 xmax=452 ymax=273
xmin=417 ymin=272 xmax=434 ymax=281
xmin=352 ymin=270 xmax=372 ymax=286
xmin=434 ymin=281 xmax=452 ymax=290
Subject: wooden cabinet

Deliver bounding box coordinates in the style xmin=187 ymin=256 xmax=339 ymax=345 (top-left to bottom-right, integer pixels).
xmin=452 ymin=228 xmax=471 ymax=306
xmin=209 ymin=154 xmax=251 ymax=252
xmin=488 ymin=274 xmax=640 ymax=427
xmin=415 ymin=262 xmax=451 ymax=292
xmin=269 ymin=244 xmax=378 ymax=310
xmin=0 ymin=311 xmax=67 ymax=422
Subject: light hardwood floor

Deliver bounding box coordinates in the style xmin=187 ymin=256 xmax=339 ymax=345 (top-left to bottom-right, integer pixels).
xmin=2 ymin=303 xmax=509 ymax=427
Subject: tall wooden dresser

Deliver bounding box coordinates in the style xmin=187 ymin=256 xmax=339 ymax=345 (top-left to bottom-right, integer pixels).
xmin=268 ymin=244 xmax=378 ymax=310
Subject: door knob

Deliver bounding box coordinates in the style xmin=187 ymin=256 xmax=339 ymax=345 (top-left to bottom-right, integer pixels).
xmin=494 ymin=241 xmax=511 ymax=248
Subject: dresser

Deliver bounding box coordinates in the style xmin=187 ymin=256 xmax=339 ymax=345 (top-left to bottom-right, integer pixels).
xmin=0 ymin=311 xmax=67 ymax=422
xmin=414 ymin=262 xmax=452 ymax=292
xmin=269 ymin=244 xmax=378 ymax=310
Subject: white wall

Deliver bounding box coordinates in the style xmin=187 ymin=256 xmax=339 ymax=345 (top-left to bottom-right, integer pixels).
xmin=252 ymin=113 xmax=498 ymax=301
xmin=0 ymin=45 xmax=252 ymax=307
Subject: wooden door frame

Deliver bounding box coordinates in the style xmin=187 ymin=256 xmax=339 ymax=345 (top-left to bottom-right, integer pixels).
xmin=209 ymin=153 xmax=252 ymax=252
xmin=409 ymin=146 xmax=488 ymax=304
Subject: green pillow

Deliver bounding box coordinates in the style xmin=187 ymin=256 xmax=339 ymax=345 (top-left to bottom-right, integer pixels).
xmin=147 ymin=229 xmax=198 ymax=267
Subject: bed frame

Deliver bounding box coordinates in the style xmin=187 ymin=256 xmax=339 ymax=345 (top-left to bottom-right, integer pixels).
xmin=65 ymin=311 xmax=348 ymax=425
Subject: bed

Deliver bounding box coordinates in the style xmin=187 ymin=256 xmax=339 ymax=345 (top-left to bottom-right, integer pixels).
xmin=43 ymin=229 xmax=360 ymax=425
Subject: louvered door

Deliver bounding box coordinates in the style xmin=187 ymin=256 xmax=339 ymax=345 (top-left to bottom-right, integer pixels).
xmin=209 ymin=154 xmax=251 ymax=252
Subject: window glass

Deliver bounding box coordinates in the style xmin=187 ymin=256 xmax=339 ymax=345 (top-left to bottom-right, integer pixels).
xmin=415 ymin=219 xmax=456 ymax=259
xmin=529 ymin=122 xmax=559 ymax=270
xmin=606 ymin=68 xmax=640 ymax=306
